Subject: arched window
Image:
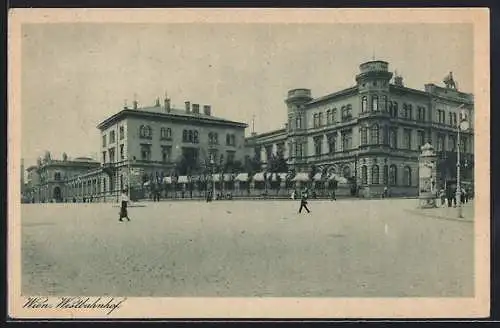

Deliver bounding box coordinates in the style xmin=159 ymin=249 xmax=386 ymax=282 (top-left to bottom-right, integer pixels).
xmin=372 ymin=95 xmax=379 ymax=111
xmin=393 ymin=102 xmax=399 ymax=117
xmin=360 ymin=127 xmax=368 ymax=145
xmin=361 ymin=96 xmax=368 ymax=112
xmin=389 ymin=165 xmax=398 ymax=186
xmin=370 ymin=124 xmax=379 ymax=144
xmin=208 ymin=132 xmax=213 ymax=144
xmin=194 ymin=131 xmax=199 ymax=144
xmin=166 ymin=128 xmax=172 ymax=139
xmin=371 ymin=165 xmax=379 ymax=185
xmin=383 ymin=165 xmax=389 ymax=185
xmin=318 ymin=112 xmax=323 ymax=126
xmin=139 ymin=125 xmax=146 ymax=138
xmin=361 ymin=165 xmax=368 ymax=184
xmin=383 ymin=95 xmax=388 ymax=112
xmin=332 ymin=108 xmax=337 ymax=123
xmin=326 ymin=110 xmax=331 ymax=125
xmin=313 ymin=113 xmax=318 ymax=127
xmin=188 ymin=130 xmax=193 ymax=143
xmin=160 ymin=127 xmax=166 ymax=139
xmin=403 ymin=166 xmax=412 ymax=186
xmin=54 ymin=172 xmax=61 ymax=181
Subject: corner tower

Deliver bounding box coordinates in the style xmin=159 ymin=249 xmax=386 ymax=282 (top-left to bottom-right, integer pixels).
xmin=355 ymin=61 xmax=393 ymax=114
xmin=285 ymin=88 xmax=312 ymax=168
xmin=285 ymin=88 xmax=312 ymax=132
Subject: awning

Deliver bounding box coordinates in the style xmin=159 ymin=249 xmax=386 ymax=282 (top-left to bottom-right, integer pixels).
xmin=143 ymin=181 xmax=150 ymax=186
xmin=253 ymin=172 xmax=266 ymax=182
xmin=278 ymin=173 xmax=288 ymax=181
xmin=163 ymin=177 xmax=172 ymax=184
xmin=223 ymin=174 xmax=233 ymax=182
xmin=313 ymin=173 xmax=323 ymax=181
xmin=177 ymin=176 xmax=189 ymax=184
xmin=292 ymin=172 xmax=310 ymax=182
xmin=328 ymin=174 xmax=348 ymax=183
xmin=235 ymin=173 xmax=249 ymax=182
xmin=212 ymin=173 xmax=221 ymax=182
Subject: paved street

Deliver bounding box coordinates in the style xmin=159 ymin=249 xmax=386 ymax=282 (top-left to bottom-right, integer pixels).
xmin=21 ymin=199 xmax=474 ymax=297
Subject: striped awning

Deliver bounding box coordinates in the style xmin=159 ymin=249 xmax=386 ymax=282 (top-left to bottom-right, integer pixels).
xmin=163 ymin=177 xmax=172 ymax=184
xmin=313 ymin=173 xmax=323 ymax=181
xmin=328 ymin=174 xmax=348 ymax=183
xmin=278 ymin=173 xmax=288 ymax=181
xmin=177 ymin=176 xmax=189 ymax=184
xmin=253 ymin=172 xmax=266 ymax=182
xmin=223 ymin=174 xmax=234 ymax=182
xmin=292 ymin=172 xmax=310 ymax=182
xmin=235 ymin=173 xmax=249 ymax=182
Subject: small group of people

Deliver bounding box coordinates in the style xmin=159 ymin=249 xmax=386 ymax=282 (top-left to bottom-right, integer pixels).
xmin=438 ymin=185 xmax=471 ymax=207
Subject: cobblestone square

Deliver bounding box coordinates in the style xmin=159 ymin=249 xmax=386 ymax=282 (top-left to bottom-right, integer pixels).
xmin=21 ymin=199 xmax=474 ymax=297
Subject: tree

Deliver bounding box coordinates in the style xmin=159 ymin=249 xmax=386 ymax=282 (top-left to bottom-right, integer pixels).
xmin=308 ymin=164 xmax=318 ymax=188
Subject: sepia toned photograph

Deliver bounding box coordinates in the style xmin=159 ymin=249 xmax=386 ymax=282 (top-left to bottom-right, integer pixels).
xmin=8 ymin=9 xmax=489 ymax=318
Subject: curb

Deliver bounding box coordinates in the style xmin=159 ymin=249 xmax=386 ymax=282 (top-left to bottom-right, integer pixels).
xmin=404 ymin=209 xmax=473 ymax=223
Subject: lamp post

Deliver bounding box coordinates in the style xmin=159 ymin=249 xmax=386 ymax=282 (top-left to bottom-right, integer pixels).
xmin=456 ymin=104 xmax=469 ymax=218
xmin=210 ymin=156 xmax=215 ymax=200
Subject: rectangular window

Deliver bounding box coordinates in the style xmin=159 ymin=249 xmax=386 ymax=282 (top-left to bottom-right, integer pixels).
xmin=161 ymin=146 xmax=172 ymax=162
xmin=417 ymin=130 xmax=425 ymax=148
xmin=295 ymin=143 xmax=303 ymax=159
xmin=102 ymin=151 xmax=107 ymax=163
xmin=403 ymin=129 xmax=412 ymax=149
xmin=108 ymin=147 xmax=115 ymax=163
xmin=328 ymin=134 xmax=336 ymax=154
xmin=209 ymin=149 xmax=219 ymax=162
xmin=314 ymin=136 xmax=323 ymax=157
xmin=119 ymin=126 xmax=125 ymax=140
xmin=102 ymin=135 xmax=106 ymax=147
xmin=226 ymin=150 xmax=236 ymax=163
xmin=342 ymin=129 xmax=352 ymax=151
xmin=110 ymin=130 xmax=116 ymax=144
xmin=437 ymin=134 xmax=445 ymax=152
xmin=140 ymin=144 xmax=152 ymax=161
xmin=448 ymin=135 xmax=456 ymax=152
xmin=120 ymin=144 xmax=124 ymax=160
xmin=265 ymin=146 xmax=273 ymax=162
xmin=389 ymin=128 xmax=398 ymax=149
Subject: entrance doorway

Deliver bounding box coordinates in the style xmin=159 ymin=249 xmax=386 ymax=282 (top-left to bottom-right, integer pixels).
xmin=53 ymin=186 xmax=62 ymax=202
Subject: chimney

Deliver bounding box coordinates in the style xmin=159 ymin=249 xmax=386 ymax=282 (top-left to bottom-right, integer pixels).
xmin=192 ymin=103 xmax=200 ymax=114
xmin=393 ymin=71 xmax=404 ymax=87
xmin=185 ymin=101 xmax=191 ymax=113
xmin=203 ymin=105 xmax=211 ymax=116
xmin=164 ymin=97 xmax=171 ymax=112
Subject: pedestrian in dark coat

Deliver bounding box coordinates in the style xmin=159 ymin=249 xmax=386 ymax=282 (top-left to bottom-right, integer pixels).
xmin=119 ymin=189 xmax=131 ymax=222
xmin=298 ymin=188 xmax=311 ymax=214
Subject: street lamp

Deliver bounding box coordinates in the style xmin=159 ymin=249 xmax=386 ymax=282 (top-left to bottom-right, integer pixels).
xmin=456 ymin=104 xmax=469 ymax=218
xmin=210 ymin=155 xmax=215 ymax=200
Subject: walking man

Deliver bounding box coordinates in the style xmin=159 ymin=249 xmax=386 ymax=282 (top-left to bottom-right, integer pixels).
xmin=119 ymin=189 xmax=131 ymax=222
xmin=298 ymin=188 xmax=311 ymax=214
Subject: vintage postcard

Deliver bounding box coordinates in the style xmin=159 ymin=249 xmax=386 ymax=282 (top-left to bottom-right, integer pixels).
xmin=8 ymin=8 xmax=490 ymax=319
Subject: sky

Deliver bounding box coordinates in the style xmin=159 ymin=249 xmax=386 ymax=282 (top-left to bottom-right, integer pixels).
xmin=21 ymin=23 xmax=473 ymax=167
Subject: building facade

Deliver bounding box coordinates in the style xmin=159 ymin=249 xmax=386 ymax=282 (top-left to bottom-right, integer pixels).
xmin=24 ymin=152 xmax=101 ymax=202
xmin=24 ymin=96 xmax=248 ymax=202
xmin=245 ymin=60 xmax=474 ymax=197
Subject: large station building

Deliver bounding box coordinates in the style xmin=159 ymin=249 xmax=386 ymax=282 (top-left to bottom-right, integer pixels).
xmin=245 ymin=60 xmax=475 ymax=197
xmin=25 ymin=96 xmax=247 ymax=202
